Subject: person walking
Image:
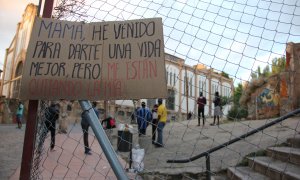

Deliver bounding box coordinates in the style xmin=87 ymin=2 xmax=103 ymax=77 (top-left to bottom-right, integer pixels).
xmin=44 ymin=102 xmax=60 ymax=151
xmin=136 ymin=102 xmax=152 ymax=136
xmin=151 ymin=104 xmax=158 ymax=144
xmin=154 ymin=99 xmax=167 ymax=148
xmin=197 ymin=92 xmax=207 ymax=126
xmin=15 ymin=101 xmax=24 ymax=129
xmin=81 ymin=101 xmax=99 ymax=155
xmin=211 ymin=91 xmax=221 ymax=126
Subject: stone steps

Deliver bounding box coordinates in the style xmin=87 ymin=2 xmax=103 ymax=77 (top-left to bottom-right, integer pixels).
xmin=227 ymin=167 xmax=270 ymax=180
xmin=287 ymin=135 xmax=300 ymax=148
xmin=248 ymin=156 xmax=300 ymax=180
xmin=267 ymin=146 xmax=300 ymax=165
xmin=225 ymin=135 xmax=300 ymax=180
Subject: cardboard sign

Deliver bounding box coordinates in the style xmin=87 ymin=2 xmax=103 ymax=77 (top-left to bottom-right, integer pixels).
xmin=20 ymin=17 xmax=167 ymax=100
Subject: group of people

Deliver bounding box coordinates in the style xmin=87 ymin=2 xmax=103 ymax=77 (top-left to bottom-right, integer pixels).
xmin=197 ymin=91 xmax=222 ymax=126
xmin=135 ymin=98 xmax=167 ymax=148
xmin=18 ymin=92 xmax=222 ymax=154
xmin=40 ymin=100 xmax=98 ymax=155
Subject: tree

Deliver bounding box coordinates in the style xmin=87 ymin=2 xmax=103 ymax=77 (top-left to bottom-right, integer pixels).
xmin=221 ymin=71 xmax=229 ymax=78
xmin=257 ymin=66 xmax=262 ymax=77
xmin=233 ymin=83 xmax=243 ymax=106
xmin=251 ymin=66 xmax=262 ymax=80
xmin=220 ymin=96 xmax=231 ymax=107
xmin=262 ymin=65 xmax=271 ymax=77
xmin=227 ymin=83 xmax=248 ymax=120
xmin=272 ymin=56 xmax=286 ymax=74
xmin=251 ymin=72 xmax=258 ymax=79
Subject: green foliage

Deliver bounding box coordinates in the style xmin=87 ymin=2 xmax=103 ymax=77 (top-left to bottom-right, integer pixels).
xmin=262 ymin=65 xmax=271 ymax=77
xmin=233 ymin=84 xmax=243 ymax=106
xmin=227 ymin=106 xmax=248 ymax=120
xmin=251 ymin=56 xmax=286 ymax=80
xmin=227 ymin=83 xmax=248 ymax=120
xmin=257 ymin=66 xmax=262 ymax=77
xmin=252 ymin=65 xmax=271 ymax=79
xmin=221 ymin=71 xmax=229 ymax=78
xmin=272 ymin=56 xmax=286 ymax=74
xmin=220 ymin=96 xmax=231 ymax=107
xmin=250 ymin=72 xmax=257 ymax=79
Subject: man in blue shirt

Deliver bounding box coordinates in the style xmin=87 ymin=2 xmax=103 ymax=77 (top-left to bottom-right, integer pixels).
xmin=136 ymin=102 xmax=152 ymax=136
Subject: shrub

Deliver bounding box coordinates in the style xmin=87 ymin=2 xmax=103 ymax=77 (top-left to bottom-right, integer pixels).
xmin=227 ymin=106 xmax=248 ymax=121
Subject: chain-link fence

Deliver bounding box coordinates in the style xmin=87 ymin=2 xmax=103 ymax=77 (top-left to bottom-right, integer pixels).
xmin=28 ymin=0 xmax=300 ymax=179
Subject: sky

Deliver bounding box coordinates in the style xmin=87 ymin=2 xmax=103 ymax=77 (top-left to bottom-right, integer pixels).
xmin=0 ymin=0 xmax=300 ymax=85
xmin=0 ymin=0 xmax=39 ymax=69
xmin=75 ymin=0 xmax=300 ymax=84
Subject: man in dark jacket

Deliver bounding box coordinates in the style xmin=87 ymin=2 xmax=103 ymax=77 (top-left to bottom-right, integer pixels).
xmin=197 ymin=92 xmax=207 ymax=126
xmin=44 ymin=102 xmax=60 ymax=151
xmin=81 ymin=101 xmax=99 ymax=155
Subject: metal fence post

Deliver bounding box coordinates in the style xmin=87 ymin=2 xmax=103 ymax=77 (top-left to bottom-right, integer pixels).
xmin=20 ymin=100 xmax=39 ymax=180
xmin=79 ymin=100 xmax=128 ymax=180
xmin=206 ymin=154 xmax=211 ymax=180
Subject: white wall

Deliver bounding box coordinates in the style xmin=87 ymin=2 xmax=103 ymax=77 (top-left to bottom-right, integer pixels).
xmin=166 ymin=63 xmax=180 ymax=112
xmin=115 ymin=100 xmax=134 ymax=107
xmin=180 ymin=69 xmax=196 ymax=114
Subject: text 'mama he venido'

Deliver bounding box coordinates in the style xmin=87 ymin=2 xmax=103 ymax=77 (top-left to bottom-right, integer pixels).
xmin=21 ymin=17 xmax=166 ymax=100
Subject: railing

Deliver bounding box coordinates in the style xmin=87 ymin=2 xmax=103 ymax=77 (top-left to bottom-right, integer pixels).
xmin=167 ymin=108 xmax=300 ymax=180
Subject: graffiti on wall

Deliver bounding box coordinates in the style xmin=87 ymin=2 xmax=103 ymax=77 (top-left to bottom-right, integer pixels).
xmin=257 ymin=87 xmax=280 ymax=108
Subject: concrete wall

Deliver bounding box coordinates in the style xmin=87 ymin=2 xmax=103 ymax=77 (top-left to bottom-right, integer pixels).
xmin=247 ymin=75 xmax=280 ymax=119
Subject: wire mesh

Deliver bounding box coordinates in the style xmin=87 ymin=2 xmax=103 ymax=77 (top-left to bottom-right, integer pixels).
xmin=30 ymin=0 xmax=300 ymax=179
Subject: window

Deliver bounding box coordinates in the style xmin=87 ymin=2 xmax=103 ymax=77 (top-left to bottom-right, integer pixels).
xmin=12 ymin=62 xmax=24 ymax=98
xmin=12 ymin=79 xmax=21 ymax=98
xmin=166 ymin=71 xmax=169 ymax=84
xmin=199 ymin=76 xmax=207 ymax=96
xmin=147 ymin=99 xmax=156 ymax=108
xmin=173 ymin=73 xmax=176 ymax=86
xmin=15 ymin=62 xmax=23 ymax=77
xmin=183 ymin=75 xmax=186 ymax=95
xmin=170 ymin=72 xmax=172 ymax=86
xmin=199 ymin=80 xmax=204 ymax=95
xmin=189 ymin=77 xmax=193 ymax=96
xmin=166 ymin=89 xmax=175 ymax=110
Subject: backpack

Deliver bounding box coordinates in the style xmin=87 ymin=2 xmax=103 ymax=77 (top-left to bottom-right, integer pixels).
xmin=102 ymin=117 xmax=116 ymax=129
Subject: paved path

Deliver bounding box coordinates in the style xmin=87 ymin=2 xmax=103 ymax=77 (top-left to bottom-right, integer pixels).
xmin=0 ymin=125 xmax=24 ymax=180
xmin=1 ymin=116 xmax=299 ymax=179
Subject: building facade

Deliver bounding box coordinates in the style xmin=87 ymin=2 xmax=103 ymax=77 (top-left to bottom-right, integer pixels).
xmin=1 ymin=4 xmax=37 ymax=99
xmin=115 ymin=53 xmax=234 ymax=120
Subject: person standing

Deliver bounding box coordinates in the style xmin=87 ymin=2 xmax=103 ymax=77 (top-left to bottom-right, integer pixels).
xmin=81 ymin=101 xmax=99 ymax=155
xmin=16 ymin=101 xmax=24 ymax=129
xmin=197 ymin=92 xmax=207 ymax=126
xmin=58 ymin=99 xmax=69 ymax=134
xmin=136 ymin=102 xmax=152 ymax=136
xmin=154 ymin=99 xmax=167 ymax=148
xmin=151 ymin=104 xmax=158 ymax=144
xmin=44 ymin=102 xmax=60 ymax=151
xmin=211 ymin=91 xmax=221 ymax=126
